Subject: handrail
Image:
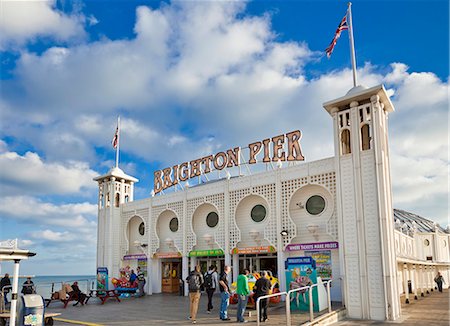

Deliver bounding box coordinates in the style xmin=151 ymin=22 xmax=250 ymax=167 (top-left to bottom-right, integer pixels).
xmin=286 ymin=279 xmax=333 ymax=325
xmin=286 ymin=285 xmax=310 ymax=326
xmin=255 ymin=291 xmax=287 ymax=326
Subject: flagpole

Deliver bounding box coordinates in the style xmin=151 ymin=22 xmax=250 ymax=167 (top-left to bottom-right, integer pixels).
xmin=115 ymin=116 xmax=120 ymax=168
xmin=347 ymin=2 xmax=358 ymax=87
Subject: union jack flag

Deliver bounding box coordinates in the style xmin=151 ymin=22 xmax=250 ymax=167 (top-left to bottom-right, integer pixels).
xmin=325 ymin=14 xmax=349 ymax=58
xmin=112 ymin=125 xmax=119 ymax=149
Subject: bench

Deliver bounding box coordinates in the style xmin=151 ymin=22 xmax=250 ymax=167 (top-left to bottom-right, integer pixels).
xmin=45 ymin=291 xmax=92 ymax=308
xmin=87 ymin=290 xmax=121 ymax=304
xmin=0 ymin=312 xmax=61 ymax=326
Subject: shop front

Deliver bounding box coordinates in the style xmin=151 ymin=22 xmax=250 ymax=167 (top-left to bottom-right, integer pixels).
xmin=189 ymin=249 xmax=225 ymax=274
xmin=155 ymin=252 xmax=182 ymax=293
xmin=232 ymin=246 xmax=277 ymax=276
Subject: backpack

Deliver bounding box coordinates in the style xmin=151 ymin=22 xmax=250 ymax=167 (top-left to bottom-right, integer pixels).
xmin=188 ymin=272 xmax=201 ymax=291
xmin=204 ymin=272 xmax=213 ymax=289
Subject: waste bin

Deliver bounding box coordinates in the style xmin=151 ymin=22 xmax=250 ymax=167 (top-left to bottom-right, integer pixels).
xmin=179 ymin=279 xmax=184 ymax=296
xmin=407 ymin=280 xmax=412 ymax=294
xmin=18 ymin=294 xmax=45 ymax=326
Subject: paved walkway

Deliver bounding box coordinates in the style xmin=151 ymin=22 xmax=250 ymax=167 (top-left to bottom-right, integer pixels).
xmin=334 ymin=289 xmax=449 ymax=325
xmin=43 ymin=289 xmax=449 ymax=325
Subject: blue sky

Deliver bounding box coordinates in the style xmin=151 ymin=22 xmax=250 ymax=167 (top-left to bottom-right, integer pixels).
xmin=0 ymin=0 xmax=448 ymax=276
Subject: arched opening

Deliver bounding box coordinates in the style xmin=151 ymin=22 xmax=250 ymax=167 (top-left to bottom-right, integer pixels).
xmin=115 ymin=193 xmax=120 ymax=207
xmin=361 ymin=124 xmax=371 ymax=150
xmin=192 ymin=203 xmax=219 ymax=250
xmin=340 ymin=129 xmax=351 ymax=155
xmin=235 ymin=194 xmax=270 ymax=248
xmin=106 ymin=193 xmax=110 ymax=207
xmin=156 ymin=210 xmax=179 ymax=253
xmin=127 ymin=215 xmax=145 ymax=254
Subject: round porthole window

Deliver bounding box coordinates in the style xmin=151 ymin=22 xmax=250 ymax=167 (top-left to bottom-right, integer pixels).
xmin=139 ymin=222 xmax=145 ymax=236
xmin=424 ymin=239 xmax=430 ymax=246
xmin=251 ymin=205 xmax=266 ymax=222
xmin=169 ymin=217 xmax=179 ymax=232
xmin=306 ymin=195 xmax=326 ymax=215
xmin=206 ymin=212 xmax=219 ymax=228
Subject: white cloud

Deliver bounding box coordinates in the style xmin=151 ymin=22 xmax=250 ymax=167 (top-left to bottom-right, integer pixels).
xmin=0 ymin=0 xmax=87 ymax=49
xmin=0 ymin=149 xmax=98 ymax=196
xmin=0 ymin=196 xmax=97 ymax=228
xmin=30 ymin=229 xmax=74 ymax=242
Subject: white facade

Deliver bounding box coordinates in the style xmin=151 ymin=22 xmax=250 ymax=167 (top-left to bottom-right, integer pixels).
xmin=95 ymin=84 xmax=450 ymax=321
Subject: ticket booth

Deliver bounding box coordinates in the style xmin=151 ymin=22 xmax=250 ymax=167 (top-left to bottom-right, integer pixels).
xmin=161 ymin=261 xmax=181 ymax=293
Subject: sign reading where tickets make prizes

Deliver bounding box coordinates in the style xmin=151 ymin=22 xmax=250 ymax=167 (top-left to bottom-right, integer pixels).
xmin=285 ymin=241 xmax=338 ymax=251
xmin=189 ymin=249 xmax=224 ymax=257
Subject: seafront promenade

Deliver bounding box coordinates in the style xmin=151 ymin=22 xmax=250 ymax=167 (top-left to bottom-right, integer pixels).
xmin=45 ymin=289 xmax=449 ymax=325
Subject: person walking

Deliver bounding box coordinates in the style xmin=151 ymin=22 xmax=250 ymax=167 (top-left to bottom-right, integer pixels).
xmin=434 ymin=272 xmax=445 ymax=292
xmin=136 ymin=267 xmax=146 ymax=297
xmin=204 ymin=265 xmax=218 ymax=313
xmin=186 ymin=265 xmax=204 ymax=324
xmin=236 ymin=269 xmax=250 ymax=323
xmin=253 ymin=271 xmax=272 ymax=323
xmin=21 ymin=277 xmax=35 ymax=295
xmin=219 ymin=265 xmax=232 ymax=321
xmin=0 ymin=274 xmax=11 ymax=305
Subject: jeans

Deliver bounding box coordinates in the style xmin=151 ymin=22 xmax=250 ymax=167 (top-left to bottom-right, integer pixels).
xmin=258 ymin=297 xmax=268 ymax=321
xmin=189 ymin=291 xmax=201 ymax=320
xmin=138 ymin=280 xmax=145 ymax=297
xmin=236 ymin=294 xmax=248 ymax=322
xmin=220 ymin=291 xmax=230 ymax=319
xmin=206 ymin=288 xmax=215 ymax=311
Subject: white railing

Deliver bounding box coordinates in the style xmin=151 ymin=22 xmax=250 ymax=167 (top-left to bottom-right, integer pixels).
xmin=255 ymin=291 xmax=287 ymax=326
xmin=286 ymin=285 xmax=310 ymax=326
xmin=286 ymin=279 xmax=333 ymax=325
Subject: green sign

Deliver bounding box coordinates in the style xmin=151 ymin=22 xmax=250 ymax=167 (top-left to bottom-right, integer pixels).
xmin=189 ymin=249 xmax=224 ymax=257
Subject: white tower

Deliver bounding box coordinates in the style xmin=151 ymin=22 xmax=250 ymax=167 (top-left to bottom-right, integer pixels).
xmin=323 ymin=85 xmax=400 ymax=320
xmin=94 ymin=167 xmax=138 ymax=282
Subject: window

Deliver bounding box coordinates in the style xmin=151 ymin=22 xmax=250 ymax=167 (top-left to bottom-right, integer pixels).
xmin=115 ymin=193 xmax=120 ymax=207
xmin=169 ymin=217 xmax=179 ymax=232
xmin=206 ymin=212 xmax=219 ymax=228
xmin=424 ymin=239 xmax=430 ymax=246
xmin=361 ymin=124 xmax=371 ymax=150
xmin=306 ymin=195 xmax=326 ymax=215
xmin=139 ymin=222 xmax=145 ymax=236
xmin=251 ymin=205 xmax=266 ymax=222
xmin=341 ymin=129 xmax=351 ymax=155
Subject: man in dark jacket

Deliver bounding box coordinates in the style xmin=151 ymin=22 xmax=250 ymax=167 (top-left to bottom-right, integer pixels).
xmin=0 ymin=274 xmax=11 ymax=304
xmin=21 ymin=277 xmax=35 ymax=295
xmin=253 ymin=271 xmax=272 ymax=322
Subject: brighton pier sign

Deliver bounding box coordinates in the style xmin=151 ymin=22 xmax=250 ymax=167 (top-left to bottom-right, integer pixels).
xmin=154 ymin=130 xmax=305 ymax=194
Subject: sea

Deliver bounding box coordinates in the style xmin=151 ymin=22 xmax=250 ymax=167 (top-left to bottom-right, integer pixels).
xmin=11 ymin=275 xmax=97 ymax=300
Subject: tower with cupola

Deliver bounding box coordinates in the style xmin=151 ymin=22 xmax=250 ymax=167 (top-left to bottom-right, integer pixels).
xmin=94 ymin=167 xmax=138 ymax=281
xmin=323 ymin=85 xmax=400 ymax=321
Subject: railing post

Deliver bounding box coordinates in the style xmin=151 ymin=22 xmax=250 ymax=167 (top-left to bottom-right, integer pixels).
xmin=327 ymin=280 xmax=332 ymax=313
xmin=286 ymin=291 xmax=291 ymax=326
xmin=256 ymin=296 xmax=261 ymax=326
xmin=309 ymin=285 xmax=314 ymax=321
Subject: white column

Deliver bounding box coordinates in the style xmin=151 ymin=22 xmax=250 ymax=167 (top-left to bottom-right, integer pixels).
xmin=413 ymin=265 xmax=418 ymax=300
xmin=182 ymin=256 xmax=189 ymax=296
xmin=232 ymin=254 xmax=239 ymax=283
xmin=426 ymin=266 xmax=431 ymax=294
xmin=419 ymin=265 xmax=424 ymax=297
xmin=10 ymin=260 xmax=20 ymax=326
xmin=275 ymin=169 xmax=286 ymax=294
xmin=402 ymin=264 xmax=410 ymax=304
